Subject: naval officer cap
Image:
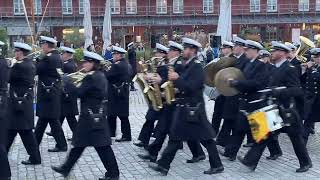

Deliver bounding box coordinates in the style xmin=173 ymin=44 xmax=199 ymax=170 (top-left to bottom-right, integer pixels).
xmin=182 ymin=38 xmax=202 ymax=49
xmin=156 ymin=43 xmax=169 ymax=54
xmin=168 ymin=41 xmax=183 ymax=52
xmin=310 ymin=48 xmax=320 ymax=57
xmin=0 ymin=41 xmax=4 ymax=46
xmin=60 ymin=46 xmax=75 ymax=54
xmin=221 ymin=41 xmax=234 ymax=49
xmin=112 ymin=46 xmax=127 ymax=54
xmin=245 ymin=40 xmax=264 ymax=50
xmin=39 ymin=36 xmax=57 ymax=45
xmin=259 ymin=50 xmax=271 ymax=57
xmin=285 ymin=42 xmax=297 ymax=51
xmin=233 ymin=37 xmax=246 ymax=47
xmin=270 ymin=41 xmax=291 ymax=52
xmin=83 ymin=51 xmax=104 ymax=62
xmin=14 ymin=42 xmax=32 ymax=52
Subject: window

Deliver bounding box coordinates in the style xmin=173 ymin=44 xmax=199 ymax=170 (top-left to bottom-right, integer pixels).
xmin=62 ymin=0 xmax=73 ymax=14
xmin=79 ymin=0 xmax=84 ymax=14
xmin=156 ymin=0 xmax=167 ymax=14
xmin=267 ymin=0 xmax=277 ymax=12
xmin=316 ymin=0 xmax=320 ymax=11
xmin=250 ymin=0 xmax=260 ymax=12
xmin=13 ymin=0 xmax=24 ymax=15
xmin=299 ymin=0 xmax=309 ymax=11
xmin=34 ymin=0 xmax=42 ymax=15
xmin=14 ymin=0 xmax=41 ymax=15
xmin=111 ymin=0 xmax=120 ymax=14
xmin=173 ymin=0 xmax=183 ymax=14
xmin=203 ymin=0 xmax=213 ymax=13
xmin=126 ymin=0 xmax=137 ymax=14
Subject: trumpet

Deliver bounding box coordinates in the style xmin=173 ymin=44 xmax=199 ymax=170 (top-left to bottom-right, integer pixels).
xmin=6 ymin=50 xmax=43 ymax=67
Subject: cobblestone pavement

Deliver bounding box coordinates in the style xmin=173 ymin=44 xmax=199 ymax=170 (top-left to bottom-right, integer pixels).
xmin=8 ymin=88 xmax=320 ymax=180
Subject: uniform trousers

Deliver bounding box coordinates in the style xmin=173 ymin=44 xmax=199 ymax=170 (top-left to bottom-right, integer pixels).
xmin=157 ymin=139 xmax=222 ymax=170
xmin=62 ymin=146 xmax=119 ymax=178
xmin=243 ymin=128 xmax=311 ymax=168
xmin=60 ymin=116 xmax=78 ymax=133
xmin=0 ymin=145 xmax=11 ymax=179
xmin=137 ymin=109 xmax=160 ymax=144
xmin=35 ymin=118 xmax=67 ymax=148
xmin=216 ymin=118 xmax=234 ymax=146
xmin=107 ymin=116 xmax=131 ymax=139
xmin=6 ymin=130 xmax=41 ymax=162
xmin=211 ymin=96 xmax=225 ymax=135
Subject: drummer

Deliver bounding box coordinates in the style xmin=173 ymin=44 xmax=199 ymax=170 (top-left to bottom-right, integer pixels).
xmin=238 ymin=41 xmax=312 ymax=173
xmin=219 ymin=40 xmax=268 ymax=161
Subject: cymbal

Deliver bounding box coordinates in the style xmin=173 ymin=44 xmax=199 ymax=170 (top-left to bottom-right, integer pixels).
xmin=204 ymin=57 xmax=236 ymax=87
xmin=214 ymin=67 xmax=245 ymax=96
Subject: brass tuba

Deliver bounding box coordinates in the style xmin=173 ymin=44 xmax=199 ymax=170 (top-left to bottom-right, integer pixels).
xmin=66 ymin=68 xmax=88 ymax=87
xmin=296 ymin=36 xmax=315 ymax=63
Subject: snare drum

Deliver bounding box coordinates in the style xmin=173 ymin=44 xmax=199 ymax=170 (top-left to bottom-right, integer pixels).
xmin=247 ymin=105 xmax=284 ymax=143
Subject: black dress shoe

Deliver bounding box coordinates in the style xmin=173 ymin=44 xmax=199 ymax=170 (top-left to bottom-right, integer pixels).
xmin=21 ymin=159 xmax=41 ymax=165
xmin=99 ymin=176 xmax=120 ymax=180
xmin=266 ymin=153 xmax=282 ymax=160
xmin=115 ymin=137 xmax=131 ymax=142
xmin=296 ymin=164 xmax=312 ymax=173
xmin=52 ymin=166 xmax=69 ymax=177
xmin=137 ymin=153 xmax=157 ymax=162
xmin=46 ymin=132 xmax=53 ymax=136
xmin=243 ymin=143 xmax=254 ymax=148
xmin=48 ymin=147 xmax=67 ymax=152
xmin=148 ymin=162 xmax=168 ymax=176
xmin=237 ymin=156 xmax=256 ymax=172
xmin=203 ymin=166 xmax=224 ymax=174
xmin=186 ymin=155 xmax=206 ymax=163
xmin=133 ymin=141 xmax=148 ymax=148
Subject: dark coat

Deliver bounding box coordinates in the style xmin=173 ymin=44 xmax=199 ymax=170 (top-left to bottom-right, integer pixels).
xmin=0 ymin=57 xmax=10 ymax=178
xmin=289 ymin=57 xmax=302 ymax=76
xmin=61 ymin=59 xmax=79 ymax=117
xmin=105 ymin=59 xmax=130 ymax=117
xmin=128 ymin=48 xmax=137 ymax=76
xmin=169 ymin=57 xmax=215 ymax=141
xmin=7 ymin=58 xmax=35 ymax=130
xmin=36 ymin=50 xmax=62 ymax=119
xmin=222 ymin=54 xmax=249 ymax=119
xmin=268 ymin=61 xmax=304 ymax=133
xmin=301 ymin=65 xmax=320 ymax=121
xmin=0 ymin=57 xmax=9 ymax=143
xmin=234 ymin=58 xmax=268 ymax=112
xmin=72 ymin=71 xmax=111 ymax=147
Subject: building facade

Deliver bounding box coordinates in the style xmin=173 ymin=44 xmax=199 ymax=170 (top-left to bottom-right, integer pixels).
xmin=0 ymin=0 xmax=320 ymax=46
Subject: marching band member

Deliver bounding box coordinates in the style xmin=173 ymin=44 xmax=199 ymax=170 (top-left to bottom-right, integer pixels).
xmin=0 ymin=40 xmax=11 ymax=179
xmin=138 ymin=41 xmax=205 ymax=163
xmin=213 ymin=41 xmax=234 ymax=147
xmin=34 ymin=36 xmax=68 ymax=152
xmin=52 ymin=51 xmax=120 ymax=180
xmin=105 ymin=46 xmax=132 ymax=142
xmin=134 ymin=43 xmax=169 ymax=148
xmin=46 ymin=46 xmax=79 ymax=140
xmin=302 ymin=48 xmax=320 ymax=144
xmin=220 ymin=40 xmax=268 ymax=161
xmin=286 ymin=42 xmax=302 ymax=75
xmin=128 ymin=42 xmax=137 ymax=91
xmin=6 ymin=42 xmax=41 ymax=165
xmin=238 ymin=42 xmax=312 ymax=173
xmin=148 ymin=38 xmax=224 ymax=175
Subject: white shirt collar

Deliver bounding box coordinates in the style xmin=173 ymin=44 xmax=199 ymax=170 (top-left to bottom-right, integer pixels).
xmin=250 ymin=59 xmax=255 ymax=63
xmin=275 ymin=59 xmax=287 ymax=68
xmin=235 ymin=53 xmax=243 ymax=59
xmin=185 ymin=56 xmax=196 ymax=65
xmin=169 ymin=56 xmax=179 ymax=65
